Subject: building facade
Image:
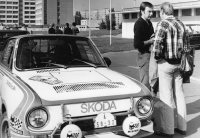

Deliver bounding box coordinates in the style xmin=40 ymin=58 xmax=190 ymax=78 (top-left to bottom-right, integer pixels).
xmin=0 ymin=0 xmax=73 ymax=26
xmin=121 ymin=0 xmax=200 ymax=38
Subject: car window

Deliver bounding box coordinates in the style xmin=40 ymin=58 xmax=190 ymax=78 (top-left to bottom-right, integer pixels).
xmin=2 ymin=39 xmax=16 ymax=69
xmin=16 ymin=37 xmax=105 ymax=70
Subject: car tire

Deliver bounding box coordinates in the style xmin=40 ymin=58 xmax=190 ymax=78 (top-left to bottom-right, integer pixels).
xmin=0 ymin=112 xmax=11 ymax=138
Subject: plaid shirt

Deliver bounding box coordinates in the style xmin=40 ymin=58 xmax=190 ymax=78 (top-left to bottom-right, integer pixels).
xmin=153 ymin=16 xmax=185 ymax=60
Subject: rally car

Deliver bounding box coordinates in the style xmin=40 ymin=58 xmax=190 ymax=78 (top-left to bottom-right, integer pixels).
xmin=0 ymin=34 xmax=154 ymax=138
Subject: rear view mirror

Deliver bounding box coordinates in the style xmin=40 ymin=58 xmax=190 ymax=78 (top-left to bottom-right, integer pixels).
xmin=103 ymin=57 xmax=111 ymax=67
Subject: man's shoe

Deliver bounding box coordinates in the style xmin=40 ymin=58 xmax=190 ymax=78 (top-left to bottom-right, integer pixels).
xmin=154 ymin=130 xmax=173 ymax=138
xmin=174 ymin=128 xmax=186 ymax=135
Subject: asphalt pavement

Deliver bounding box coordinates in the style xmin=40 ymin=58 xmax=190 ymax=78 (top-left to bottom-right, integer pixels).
xmin=102 ymin=50 xmax=200 ymax=138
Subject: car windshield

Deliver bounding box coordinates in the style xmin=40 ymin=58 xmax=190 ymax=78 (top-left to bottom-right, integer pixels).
xmin=185 ymin=24 xmax=200 ymax=34
xmin=16 ymin=36 xmax=106 ymax=70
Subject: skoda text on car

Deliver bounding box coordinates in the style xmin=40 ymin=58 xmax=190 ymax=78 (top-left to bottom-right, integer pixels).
xmin=0 ymin=35 xmax=154 ymax=138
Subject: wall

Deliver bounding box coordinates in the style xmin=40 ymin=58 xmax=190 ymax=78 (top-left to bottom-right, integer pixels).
xmin=60 ymin=0 xmax=74 ymax=25
xmin=47 ymin=0 xmax=57 ymax=24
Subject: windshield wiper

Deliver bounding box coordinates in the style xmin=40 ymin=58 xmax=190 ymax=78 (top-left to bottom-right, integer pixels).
xmin=41 ymin=62 xmax=68 ymax=68
xmin=73 ymin=58 xmax=97 ymax=68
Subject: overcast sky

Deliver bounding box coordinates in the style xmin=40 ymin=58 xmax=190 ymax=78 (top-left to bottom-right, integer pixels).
xmin=73 ymin=0 xmax=199 ymax=12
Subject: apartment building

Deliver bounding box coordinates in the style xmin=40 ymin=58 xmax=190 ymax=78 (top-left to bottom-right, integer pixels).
xmin=0 ymin=0 xmax=74 ymax=26
xmin=0 ymin=0 xmax=19 ymax=25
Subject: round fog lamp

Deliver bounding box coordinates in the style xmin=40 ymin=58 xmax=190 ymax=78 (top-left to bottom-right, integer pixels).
xmin=28 ymin=108 xmax=48 ymax=128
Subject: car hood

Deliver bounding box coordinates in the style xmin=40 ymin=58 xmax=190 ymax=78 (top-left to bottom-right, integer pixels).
xmin=17 ymin=68 xmax=150 ymax=105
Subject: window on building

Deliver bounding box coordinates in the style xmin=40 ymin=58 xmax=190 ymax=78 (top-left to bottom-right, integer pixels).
xmin=30 ymin=2 xmax=35 ymax=5
xmin=152 ymin=11 xmax=156 ymax=18
xmin=7 ymin=15 xmax=12 ymax=18
xmin=0 ymin=20 xmax=5 ymax=23
xmin=0 ymin=6 xmax=5 ymax=9
xmin=7 ymin=20 xmax=12 ymax=23
xmin=7 ymin=2 xmax=12 ymax=4
xmin=131 ymin=13 xmax=137 ymax=19
xmin=0 ymin=11 xmax=5 ymax=13
xmin=25 ymin=20 xmax=29 ymax=23
xmin=13 ymin=2 xmax=18 ymax=5
xmin=25 ymin=11 xmax=29 ymax=14
xmin=13 ymin=6 xmax=18 ymax=9
xmin=13 ymin=11 xmax=18 ymax=14
xmin=30 ymin=7 xmax=35 ymax=10
xmin=30 ymin=16 xmax=35 ymax=19
xmin=174 ymin=9 xmax=178 ymax=17
xmin=182 ymin=9 xmax=191 ymax=16
xmin=25 ymin=16 xmax=29 ymax=18
xmin=124 ymin=13 xmax=129 ymax=19
xmin=13 ymin=20 xmax=18 ymax=23
xmin=13 ymin=16 xmax=18 ymax=18
xmin=196 ymin=8 xmax=200 ymax=16
xmin=30 ymin=20 xmax=35 ymax=23
xmin=25 ymin=2 xmax=29 ymax=5
xmin=7 ymin=6 xmax=12 ymax=9
xmin=25 ymin=7 xmax=29 ymax=9
xmin=7 ymin=11 xmax=12 ymax=14
xmin=0 ymin=1 xmax=5 ymax=4
xmin=0 ymin=15 xmax=5 ymax=18
xmin=30 ymin=11 xmax=35 ymax=14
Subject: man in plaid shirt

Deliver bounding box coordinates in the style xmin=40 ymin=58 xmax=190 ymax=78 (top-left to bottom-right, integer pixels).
xmin=153 ymin=2 xmax=187 ymax=138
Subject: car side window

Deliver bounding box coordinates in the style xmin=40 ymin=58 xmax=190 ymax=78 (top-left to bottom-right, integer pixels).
xmin=2 ymin=39 xmax=16 ymax=69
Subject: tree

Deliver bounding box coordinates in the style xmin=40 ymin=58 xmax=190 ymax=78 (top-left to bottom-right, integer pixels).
xmin=75 ymin=11 xmax=82 ymax=25
xmin=105 ymin=8 xmax=116 ymax=30
xmin=99 ymin=19 xmax=106 ymax=29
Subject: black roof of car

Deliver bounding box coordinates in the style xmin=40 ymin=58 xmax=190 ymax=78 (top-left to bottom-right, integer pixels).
xmin=0 ymin=30 xmax=29 ymax=33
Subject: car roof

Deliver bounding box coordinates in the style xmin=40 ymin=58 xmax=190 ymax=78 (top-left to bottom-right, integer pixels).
xmin=10 ymin=34 xmax=88 ymax=39
xmin=0 ymin=30 xmax=29 ymax=33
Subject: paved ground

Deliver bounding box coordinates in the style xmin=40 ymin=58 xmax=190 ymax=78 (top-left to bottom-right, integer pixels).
xmin=103 ymin=50 xmax=200 ymax=138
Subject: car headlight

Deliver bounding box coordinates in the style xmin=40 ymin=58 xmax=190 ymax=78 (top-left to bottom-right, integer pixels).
xmin=27 ymin=108 xmax=48 ymax=128
xmin=136 ymin=97 xmax=153 ymax=117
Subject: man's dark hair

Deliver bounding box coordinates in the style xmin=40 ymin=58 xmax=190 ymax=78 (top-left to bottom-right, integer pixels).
xmin=72 ymin=22 xmax=76 ymax=26
xmin=140 ymin=2 xmax=153 ymax=16
xmin=66 ymin=23 xmax=69 ymax=26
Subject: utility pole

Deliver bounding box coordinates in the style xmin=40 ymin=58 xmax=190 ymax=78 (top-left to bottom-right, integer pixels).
xmin=110 ymin=0 xmax=112 ymax=46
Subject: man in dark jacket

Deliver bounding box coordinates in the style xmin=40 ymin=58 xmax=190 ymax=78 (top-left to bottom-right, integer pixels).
xmin=134 ymin=2 xmax=154 ymax=90
xmin=64 ymin=23 xmax=72 ymax=34
xmin=48 ymin=23 xmax=55 ymax=34
xmin=55 ymin=25 xmax=63 ymax=34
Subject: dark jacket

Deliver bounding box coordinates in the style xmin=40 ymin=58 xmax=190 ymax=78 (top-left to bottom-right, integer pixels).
xmin=64 ymin=27 xmax=72 ymax=34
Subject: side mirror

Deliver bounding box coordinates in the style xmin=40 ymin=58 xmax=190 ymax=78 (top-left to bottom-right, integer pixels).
xmin=103 ymin=57 xmax=111 ymax=67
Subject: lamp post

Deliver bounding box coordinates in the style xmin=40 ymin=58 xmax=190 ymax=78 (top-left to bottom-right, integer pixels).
xmin=110 ymin=0 xmax=112 ymax=46
xmin=89 ymin=0 xmax=91 ymax=39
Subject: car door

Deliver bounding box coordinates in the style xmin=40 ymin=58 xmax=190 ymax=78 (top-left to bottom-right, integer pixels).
xmin=0 ymin=39 xmax=16 ymax=111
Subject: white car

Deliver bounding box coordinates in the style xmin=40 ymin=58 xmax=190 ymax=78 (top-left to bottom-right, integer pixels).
xmin=0 ymin=34 xmax=154 ymax=138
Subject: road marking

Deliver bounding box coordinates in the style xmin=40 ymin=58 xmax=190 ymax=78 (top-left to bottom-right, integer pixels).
xmin=191 ymin=77 xmax=200 ymax=83
xmin=128 ymin=66 xmax=139 ymax=69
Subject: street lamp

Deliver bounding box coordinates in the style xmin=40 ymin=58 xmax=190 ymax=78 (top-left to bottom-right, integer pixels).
xmin=110 ymin=0 xmax=112 ymax=46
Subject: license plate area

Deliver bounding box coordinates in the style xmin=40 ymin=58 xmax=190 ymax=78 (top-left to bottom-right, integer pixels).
xmin=94 ymin=113 xmax=116 ymax=129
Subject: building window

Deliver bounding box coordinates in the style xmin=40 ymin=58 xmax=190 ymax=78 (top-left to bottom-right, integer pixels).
xmin=25 ymin=11 xmax=29 ymax=14
xmin=30 ymin=16 xmax=35 ymax=19
xmin=25 ymin=16 xmax=29 ymax=18
xmin=0 ymin=15 xmax=5 ymax=18
xmin=30 ymin=11 xmax=35 ymax=14
xmin=13 ymin=11 xmax=18 ymax=14
xmin=131 ymin=13 xmax=137 ymax=19
xmin=196 ymin=8 xmax=200 ymax=16
xmin=13 ymin=20 xmax=18 ymax=23
xmin=7 ymin=15 xmax=12 ymax=18
xmin=0 ymin=6 xmax=5 ymax=9
xmin=182 ymin=9 xmax=191 ymax=16
xmin=25 ymin=2 xmax=29 ymax=5
xmin=7 ymin=2 xmax=12 ymax=4
xmin=7 ymin=11 xmax=12 ymax=14
xmin=152 ymin=11 xmax=156 ymax=18
xmin=30 ymin=7 xmax=35 ymax=10
xmin=174 ymin=10 xmax=178 ymax=17
xmin=0 ymin=1 xmax=5 ymax=4
xmin=7 ymin=20 xmax=12 ymax=23
xmin=30 ymin=2 xmax=35 ymax=5
xmin=13 ymin=16 xmax=18 ymax=18
xmin=25 ymin=7 xmax=29 ymax=9
xmin=124 ymin=13 xmax=129 ymax=19
xmin=13 ymin=2 xmax=18 ymax=5
xmin=25 ymin=20 xmax=29 ymax=23
xmin=0 ymin=11 xmax=5 ymax=13
xmin=30 ymin=20 xmax=35 ymax=23
xmin=13 ymin=6 xmax=18 ymax=9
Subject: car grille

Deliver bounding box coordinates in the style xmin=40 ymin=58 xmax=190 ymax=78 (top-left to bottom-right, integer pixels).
xmin=53 ymin=82 xmax=125 ymax=93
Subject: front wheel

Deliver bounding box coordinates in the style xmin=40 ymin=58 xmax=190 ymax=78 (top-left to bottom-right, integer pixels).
xmin=0 ymin=112 xmax=11 ymax=138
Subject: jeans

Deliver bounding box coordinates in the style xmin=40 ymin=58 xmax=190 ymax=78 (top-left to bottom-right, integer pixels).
xmin=158 ymin=59 xmax=187 ymax=134
xmin=137 ymin=52 xmax=150 ymax=90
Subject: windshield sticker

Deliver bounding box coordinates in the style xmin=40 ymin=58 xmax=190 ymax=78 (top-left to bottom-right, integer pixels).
xmin=29 ymin=75 xmax=62 ymax=85
xmin=6 ymin=81 xmax=16 ymax=90
xmin=10 ymin=115 xmax=23 ymax=135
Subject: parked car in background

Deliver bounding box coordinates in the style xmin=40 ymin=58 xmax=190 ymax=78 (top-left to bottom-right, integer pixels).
xmin=185 ymin=24 xmax=200 ymax=50
xmin=0 ymin=34 xmax=154 ymax=138
xmin=0 ymin=30 xmax=29 ymax=47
